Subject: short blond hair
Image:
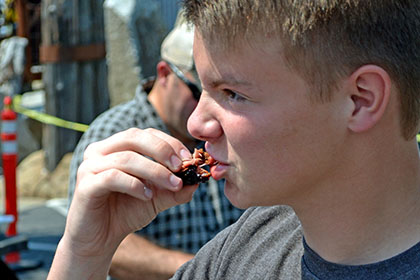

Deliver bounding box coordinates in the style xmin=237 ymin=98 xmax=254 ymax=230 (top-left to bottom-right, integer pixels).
xmin=183 ymin=0 xmax=420 ymax=139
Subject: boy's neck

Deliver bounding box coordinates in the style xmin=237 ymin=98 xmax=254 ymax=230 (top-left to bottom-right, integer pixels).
xmin=295 ymin=140 xmax=420 ymax=265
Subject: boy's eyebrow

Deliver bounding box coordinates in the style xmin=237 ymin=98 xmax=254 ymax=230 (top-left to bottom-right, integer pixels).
xmin=208 ymin=74 xmax=252 ymax=88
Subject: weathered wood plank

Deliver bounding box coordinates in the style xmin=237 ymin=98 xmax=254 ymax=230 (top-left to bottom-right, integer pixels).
xmin=41 ymin=0 xmax=109 ymax=171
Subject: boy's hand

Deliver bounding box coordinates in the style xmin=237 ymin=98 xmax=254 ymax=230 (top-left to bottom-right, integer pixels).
xmin=64 ymin=128 xmax=197 ymax=258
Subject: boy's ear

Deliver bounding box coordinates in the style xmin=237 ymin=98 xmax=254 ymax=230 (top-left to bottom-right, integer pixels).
xmin=156 ymin=61 xmax=172 ymax=86
xmin=347 ymin=65 xmax=391 ymax=133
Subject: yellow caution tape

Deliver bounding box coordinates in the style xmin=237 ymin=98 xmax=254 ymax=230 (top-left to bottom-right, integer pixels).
xmin=12 ymin=95 xmax=89 ymax=132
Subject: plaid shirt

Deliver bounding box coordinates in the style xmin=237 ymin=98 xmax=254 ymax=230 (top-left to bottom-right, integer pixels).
xmin=68 ymin=81 xmax=244 ymax=253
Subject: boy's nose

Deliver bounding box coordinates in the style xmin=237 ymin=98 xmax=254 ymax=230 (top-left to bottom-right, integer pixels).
xmin=187 ymin=93 xmax=223 ymax=142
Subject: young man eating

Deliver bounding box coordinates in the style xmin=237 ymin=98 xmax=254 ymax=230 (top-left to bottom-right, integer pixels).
xmin=48 ymin=1 xmax=420 ymax=279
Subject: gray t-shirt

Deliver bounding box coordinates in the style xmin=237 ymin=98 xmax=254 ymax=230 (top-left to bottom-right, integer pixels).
xmin=171 ymin=205 xmax=304 ymax=279
xmin=171 ymin=205 xmax=420 ymax=279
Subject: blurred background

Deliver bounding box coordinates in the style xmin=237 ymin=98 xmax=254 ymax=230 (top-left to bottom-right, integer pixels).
xmin=0 ymin=1 xmax=181 ymax=279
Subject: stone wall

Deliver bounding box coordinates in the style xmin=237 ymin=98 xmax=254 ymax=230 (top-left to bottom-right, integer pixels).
xmin=104 ymin=0 xmax=178 ymax=106
xmin=15 ymin=150 xmax=71 ymax=199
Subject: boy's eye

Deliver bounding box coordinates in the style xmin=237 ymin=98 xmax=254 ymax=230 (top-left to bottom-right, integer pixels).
xmin=223 ymin=89 xmax=246 ymax=102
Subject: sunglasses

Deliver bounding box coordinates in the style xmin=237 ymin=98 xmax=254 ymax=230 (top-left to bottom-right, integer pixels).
xmin=167 ymin=62 xmax=202 ymax=101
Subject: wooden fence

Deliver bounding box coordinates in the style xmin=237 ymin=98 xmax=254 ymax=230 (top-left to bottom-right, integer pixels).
xmin=40 ymin=0 xmax=109 ymax=171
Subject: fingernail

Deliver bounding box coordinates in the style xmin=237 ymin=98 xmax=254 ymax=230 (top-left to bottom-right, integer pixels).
xmin=170 ymin=174 xmax=182 ymax=189
xmin=180 ymin=149 xmax=191 ymax=160
xmin=144 ymin=187 xmax=153 ymax=199
xmin=170 ymin=155 xmax=182 ymax=169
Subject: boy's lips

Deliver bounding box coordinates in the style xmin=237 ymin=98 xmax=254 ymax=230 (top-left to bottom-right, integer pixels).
xmin=210 ymin=162 xmax=229 ymax=180
xmin=204 ymin=143 xmax=229 ymax=179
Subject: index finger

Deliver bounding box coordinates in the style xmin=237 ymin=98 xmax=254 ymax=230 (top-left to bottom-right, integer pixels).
xmin=83 ymin=128 xmax=189 ymax=172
